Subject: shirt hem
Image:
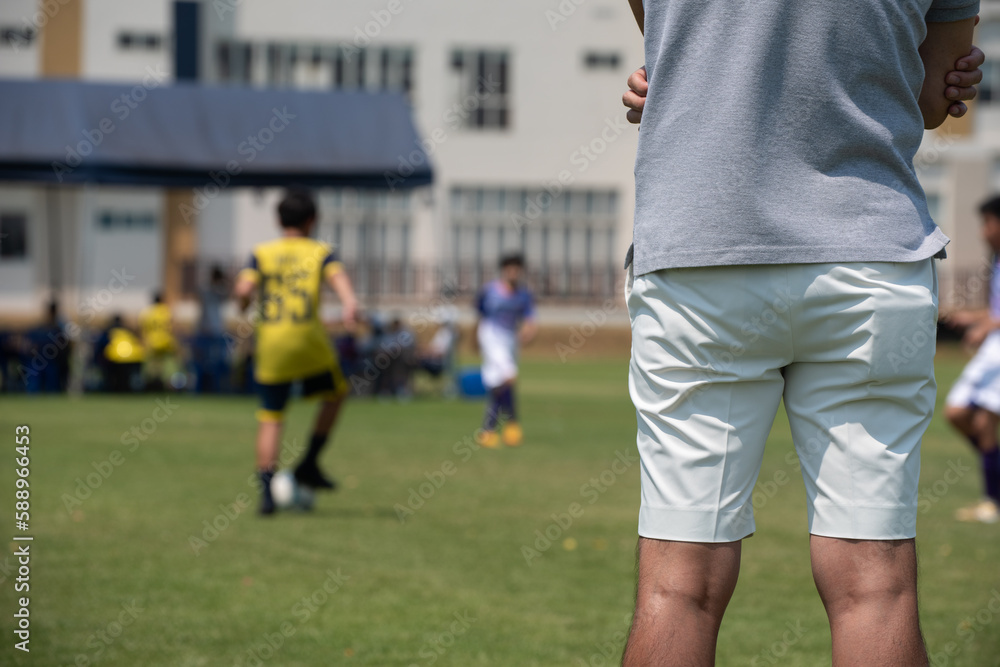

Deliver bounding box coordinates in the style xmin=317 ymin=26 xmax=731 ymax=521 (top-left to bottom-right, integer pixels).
xmin=631 ymin=236 xmax=949 ymax=276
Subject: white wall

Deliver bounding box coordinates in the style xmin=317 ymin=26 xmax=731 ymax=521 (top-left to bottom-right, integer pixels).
xmin=82 ymin=0 xmax=171 ymax=82
xmin=0 ymin=0 xmax=41 ymax=78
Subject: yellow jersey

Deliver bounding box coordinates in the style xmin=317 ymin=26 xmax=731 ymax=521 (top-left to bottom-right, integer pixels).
xmin=105 ymin=327 xmax=145 ymax=363
xmin=139 ymin=303 xmax=176 ymax=354
xmin=238 ymin=236 xmax=343 ymax=384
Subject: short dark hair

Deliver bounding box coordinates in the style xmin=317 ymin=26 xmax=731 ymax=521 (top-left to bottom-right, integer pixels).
xmin=499 ymin=252 xmax=525 ymax=269
xmin=152 ymin=291 xmax=163 ymax=304
xmin=278 ymin=189 xmax=317 ymax=229
xmin=981 ymin=195 xmax=1000 ymax=221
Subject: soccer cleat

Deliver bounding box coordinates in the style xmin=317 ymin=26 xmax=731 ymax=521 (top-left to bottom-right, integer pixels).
xmin=259 ymin=490 xmax=276 ymax=516
xmin=258 ymin=469 xmax=276 ymax=516
xmin=476 ymin=429 xmax=501 ymax=449
xmin=955 ymin=499 xmax=999 ymax=524
xmin=502 ymin=422 xmax=523 ymax=447
xmin=294 ymin=462 xmax=338 ymax=491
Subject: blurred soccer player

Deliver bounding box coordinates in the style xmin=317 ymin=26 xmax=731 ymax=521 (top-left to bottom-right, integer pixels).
xmin=620 ymin=1 xmax=983 ymax=665
xmin=233 ymin=190 xmax=359 ymax=515
xmin=474 ymin=253 xmax=537 ymax=448
xmin=943 ymin=195 xmax=1000 ymax=524
xmin=139 ymin=291 xmax=176 ymax=390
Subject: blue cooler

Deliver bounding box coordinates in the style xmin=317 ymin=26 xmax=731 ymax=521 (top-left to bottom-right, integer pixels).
xmin=456 ymin=367 xmax=487 ymax=398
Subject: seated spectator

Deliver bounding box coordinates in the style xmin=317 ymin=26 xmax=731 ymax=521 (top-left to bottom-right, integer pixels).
xmin=418 ymin=313 xmax=459 ymax=378
xmin=139 ymin=291 xmax=177 ymax=391
xmin=99 ymin=315 xmax=145 ymax=393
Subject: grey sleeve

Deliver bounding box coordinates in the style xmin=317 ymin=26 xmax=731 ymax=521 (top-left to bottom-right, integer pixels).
xmin=926 ymin=0 xmax=980 ymax=22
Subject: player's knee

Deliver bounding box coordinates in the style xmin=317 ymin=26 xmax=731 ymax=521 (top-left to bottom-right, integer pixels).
xmin=823 ymin=565 xmax=915 ymax=611
xmin=642 ymin=578 xmax=724 ymax=616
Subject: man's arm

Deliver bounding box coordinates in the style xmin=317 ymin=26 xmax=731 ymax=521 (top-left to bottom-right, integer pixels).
xmin=919 ymin=18 xmax=978 ymax=129
xmin=627 ymin=0 xmax=643 ymax=35
xmin=623 ymin=42 xmax=983 ymax=126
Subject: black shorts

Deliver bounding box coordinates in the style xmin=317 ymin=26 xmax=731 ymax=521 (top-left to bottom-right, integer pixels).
xmin=256 ymin=369 xmax=345 ymax=422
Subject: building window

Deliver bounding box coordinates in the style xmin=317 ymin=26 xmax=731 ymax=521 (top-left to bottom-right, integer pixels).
xmin=118 ymin=32 xmax=163 ymax=51
xmin=583 ymin=51 xmax=621 ymax=70
xmin=96 ymin=211 xmax=157 ymax=230
xmin=0 ymin=213 xmax=27 ymax=259
xmin=450 ymin=49 xmax=511 ymax=129
xmin=217 ymin=41 xmax=254 ymax=85
xmin=320 ymin=190 xmax=413 ymax=296
xmin=0 ymin=26 xmax=36 ymax=48
xmin=449 ymin=186 xmax=618 ymax=298
xmin=218 ymin=40 xmax=415 ymax=96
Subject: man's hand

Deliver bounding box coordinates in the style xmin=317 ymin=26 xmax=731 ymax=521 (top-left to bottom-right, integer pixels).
xmin=946 ymin=43 xmax=985 ymax=118
xmin=623 ymin=66 xmax=647 ymax=124
xmin=341 ymin=300 xmax=359 ymax=332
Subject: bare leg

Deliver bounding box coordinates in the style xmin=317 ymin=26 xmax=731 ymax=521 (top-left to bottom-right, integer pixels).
xmin=810 ymin=536 xmax=926 ymax=667
xmin=294 ymin=395 xmax=347 ymax=488
xmin=944 ymin=404 xmax=978 ymax=444
xmin=622 ymin=537 xmax=742 ymax=666
xmin=255 ymin=420 xmax=283 ymax=471
xmin=971 ymin=408 xmax=1000 ymax=453
xmin=312 ymin=395 xmax=345 ymax=437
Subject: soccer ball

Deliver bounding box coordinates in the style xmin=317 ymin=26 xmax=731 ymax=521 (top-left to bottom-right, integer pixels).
xmin=270 ymin=470 xmax=315 ymax=511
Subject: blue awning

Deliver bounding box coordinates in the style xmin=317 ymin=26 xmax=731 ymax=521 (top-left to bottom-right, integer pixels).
xmin=0 ymin=78 xmax=432 ymax=189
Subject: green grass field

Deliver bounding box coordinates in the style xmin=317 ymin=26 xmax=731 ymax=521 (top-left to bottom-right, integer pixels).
xmin=1 ymin=350 xmax=999 ymax=666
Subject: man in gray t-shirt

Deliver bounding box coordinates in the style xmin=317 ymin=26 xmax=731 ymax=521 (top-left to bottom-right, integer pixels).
xmin=620 ymin=1 xmax=982 ymax=665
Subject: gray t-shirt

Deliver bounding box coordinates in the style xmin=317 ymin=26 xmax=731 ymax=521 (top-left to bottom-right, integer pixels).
xmin=631 ymin=0 xmax=980 ymax=275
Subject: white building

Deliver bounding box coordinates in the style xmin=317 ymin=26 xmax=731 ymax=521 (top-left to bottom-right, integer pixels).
xmin=0 ymin=0 xmax=998 ymax=320
xmin=0 ymin=0 xmax=644 ymax=321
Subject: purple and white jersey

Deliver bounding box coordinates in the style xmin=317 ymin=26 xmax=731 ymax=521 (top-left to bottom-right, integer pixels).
xmin=476 ymin=280 xmax=535 ymax=334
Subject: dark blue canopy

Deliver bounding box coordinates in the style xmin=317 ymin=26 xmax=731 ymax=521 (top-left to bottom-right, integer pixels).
xmin=0 ymin=79 xmax=432 ymax=188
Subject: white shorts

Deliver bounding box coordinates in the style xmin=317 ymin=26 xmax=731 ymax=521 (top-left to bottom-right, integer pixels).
xmin=945 ymin=332 xmax=1000 ymax=414
xmin=479 ymin=322 xmax=518 ymax=389
xmin=627 ymin=260 xmax=938 ymax=543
